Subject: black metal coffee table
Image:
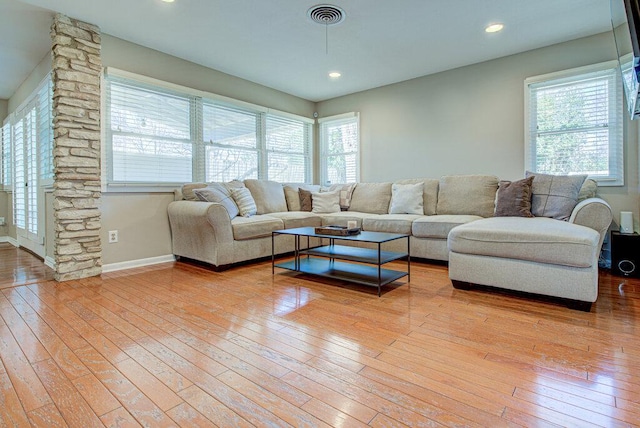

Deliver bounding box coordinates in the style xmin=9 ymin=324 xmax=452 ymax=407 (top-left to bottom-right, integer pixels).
xmin=272 ymin=227 xmax=410 ymax=296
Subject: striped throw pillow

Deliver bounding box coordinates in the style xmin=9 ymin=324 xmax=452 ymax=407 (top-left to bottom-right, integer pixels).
xmin=231 ymin=187 xmax=257 ymax=217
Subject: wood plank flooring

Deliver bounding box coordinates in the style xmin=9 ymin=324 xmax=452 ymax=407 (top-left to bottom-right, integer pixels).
xmin=0 ymin=243 xmax=54 ymax=289
xmin=0 ymin=245 xmax=639 ymax=427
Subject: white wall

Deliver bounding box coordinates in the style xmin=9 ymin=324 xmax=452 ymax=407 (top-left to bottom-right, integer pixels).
xmin=316 ymin=31 xmax=640 ymax=230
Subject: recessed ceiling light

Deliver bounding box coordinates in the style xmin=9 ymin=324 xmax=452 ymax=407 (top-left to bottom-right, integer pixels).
xmin=485 ymin=23 xmax=504 ymax=33
xmin=161 ymin=0 xmax=175 ymax=3
xmin=329 ymin=71 xmax=341 ymax=78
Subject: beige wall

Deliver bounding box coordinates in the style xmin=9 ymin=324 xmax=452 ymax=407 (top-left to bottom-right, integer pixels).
xmin=0 ymin=99 xmax=7 ymax=122
xmin=316 ymin=31 xmax=640 ymax=230
xmin=102 ymin=35 xmax=316 ymax=118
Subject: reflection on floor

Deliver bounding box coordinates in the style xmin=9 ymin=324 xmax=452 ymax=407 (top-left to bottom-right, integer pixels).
xmin=0 ymin=242 xmax=55 ymax=289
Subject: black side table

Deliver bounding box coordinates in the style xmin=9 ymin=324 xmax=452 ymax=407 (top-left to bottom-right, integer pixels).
xmin=611 ymin=231 xmax=640 ymax=277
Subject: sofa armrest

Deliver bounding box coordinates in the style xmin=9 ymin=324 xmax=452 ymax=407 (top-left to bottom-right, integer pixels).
xmin=569 ymin=198 xmax=612 ymax=247
xmin=167 ymin=200 xmax=235 ymax=266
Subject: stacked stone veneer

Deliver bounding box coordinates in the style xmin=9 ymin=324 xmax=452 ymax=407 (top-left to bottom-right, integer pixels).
xmin=51 ymin=14 xmax=102 ymax=281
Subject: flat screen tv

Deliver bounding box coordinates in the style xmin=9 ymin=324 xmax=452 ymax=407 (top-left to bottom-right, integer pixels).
xmin=612 ymin=0 xmax=640 ymax=119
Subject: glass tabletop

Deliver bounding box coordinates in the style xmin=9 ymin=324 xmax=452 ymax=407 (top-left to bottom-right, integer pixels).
xmin=273 ymin=227 xmax=408 ymax=244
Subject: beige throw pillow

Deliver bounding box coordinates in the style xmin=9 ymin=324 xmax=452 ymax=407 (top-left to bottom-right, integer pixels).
xmin=311 ymin=191 xmax=341 ymax=213
xmin=231 ymin=187 xmax=257 ymax=217
xmin=389 ymin=182 xmax=424 ymax=214
xmin=193 ymin=184 xmax=240 ymax=219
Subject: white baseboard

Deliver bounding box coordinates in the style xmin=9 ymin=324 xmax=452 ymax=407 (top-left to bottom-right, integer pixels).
xmin=45 ymin=256 xmax=56 ymax=270
xmin=102 ymin=254 xmax=176 ymax=273
xmin=0 ymin=236 xmax=18 ymax=247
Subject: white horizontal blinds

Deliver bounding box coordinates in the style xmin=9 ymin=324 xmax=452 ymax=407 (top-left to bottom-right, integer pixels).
xmin=320 ymin=115 xmax=359 ymax=185
xmin=203 ymin=101 xmax=259 ymax=182
xmin=37 ymin=76 xmax=53 ymax=182
xmin=13 ymin=118 xmax=25 ymax=230
xmin=25 ymin=109 xmax=38 ymax=236
xmin=265 ymin=114 xmax=311 ymax=183
xmin=1 ymin=122 xmax=10 ymax=188
xmin=107 ymin=77 xmax=193 ymax=183
xmin=528 ymin=67 xmax=623 ymax=184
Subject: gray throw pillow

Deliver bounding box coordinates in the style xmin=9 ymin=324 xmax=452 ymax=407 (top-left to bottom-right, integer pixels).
xmin=494 ymin=177 xmax=534 ymax=217
xmin=525 ymin=171 xmax=587 ymax=220
xmin=193 ymin=185 xmax=240 ymax=219
xmin=230 ymin=187 xmax=258 ymax=217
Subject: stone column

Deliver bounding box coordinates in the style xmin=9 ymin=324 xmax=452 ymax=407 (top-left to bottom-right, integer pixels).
xmin=51 ymin=14 xmax=102 ymax=281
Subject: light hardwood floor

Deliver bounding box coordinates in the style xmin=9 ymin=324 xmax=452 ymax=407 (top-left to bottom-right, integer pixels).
xmin=0 ymin=245 xmax=639 ymax=427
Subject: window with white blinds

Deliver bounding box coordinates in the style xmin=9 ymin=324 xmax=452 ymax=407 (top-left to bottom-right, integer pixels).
xmin=525 ymin=62 xmax=623 ymax=186
xmin=106 ymin=78 xmax=193 ymax=183
xmin=266 ymin=114 xmax=312 ymax=183
xmin=105 ymin=71 xmax=313 ymax=186
xmin=319 ymin=113 xmax=359 ymax=186
xmin=13 ymin=118 xmax=25 ymax=229
xmin=37 ymin=77 xmax=53 ymax=183
xmin=203 ymin=102 xmax=259 ymax=182
xmin=1 ymin=121 xmax=10 ymax=188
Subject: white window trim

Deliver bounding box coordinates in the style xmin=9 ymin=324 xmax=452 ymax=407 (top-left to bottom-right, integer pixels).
xmin=102 ymin=68 xmax=314 ymax=192
xmin=318 ymin=112 xmax=360 ymax=185
xmin=524 ymin=60 xmax=623 ymax=186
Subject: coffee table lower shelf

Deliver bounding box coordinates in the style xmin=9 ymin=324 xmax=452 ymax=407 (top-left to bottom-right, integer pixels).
xmin=275 ymin=258 xmax=408 ymax=293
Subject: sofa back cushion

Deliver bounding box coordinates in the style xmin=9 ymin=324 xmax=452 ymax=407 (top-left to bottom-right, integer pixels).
xmin=348 ymin=182 xmax=392 ymax=214
xmin=394 ymin=178 xmax=439 ymax=215
xmin=244 ymin=179 xmax=288 ymax=214
xmin=181 ymin=183 xmax=207 ymax=201
xmin=436 ymin=175 xmax=499 ymax=218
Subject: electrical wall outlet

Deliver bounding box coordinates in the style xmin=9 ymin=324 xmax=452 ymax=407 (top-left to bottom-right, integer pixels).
xmin=0 ymin=217 xmax=5 ymax=226
xmin=108 ymin=230 xmax=118 ymax=243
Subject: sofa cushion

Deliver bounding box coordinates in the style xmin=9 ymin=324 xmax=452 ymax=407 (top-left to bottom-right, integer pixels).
xmin=389 ymin=183 xmax=424 ymax=215
xmin=412 ymin=215 xmax=482 ymax=239
xmin=437 ymin=175 xmax=499 ymax=218
xmin=448 ymin=217 xmax=599 ymax=268
xmin=318 ymin=211 xmax=380 ymax=228
xmin=526 ymin=172 xmax=587 ymax=221
xmin=363 ymin=214 xmax=422 ymax=234
xmin=267 ymin=212 xmax=322 ymax=229
xmin=244 ymin=179 xmax=288 ymax=214
xmin=181 ymin=183 xmax=207 ymax=201
xmin=349 ymin=182 xmax=392 ymax=214
xmin=193 ymin=184 xmax=239 ymax=219
xmin=494 ymin=177 xmax=534 ymax=218
xmin=231 ymin=187 xmax=258 ymax=217
xmin=231 ymin=215 xmax=284 ymax=240
xmin=395 ymin=178 xmax=439 ymax=215
xmin=283 ymin=183 xmax=321 ymax=211
xmin=312 ymin=190 xmax=341 ymax=213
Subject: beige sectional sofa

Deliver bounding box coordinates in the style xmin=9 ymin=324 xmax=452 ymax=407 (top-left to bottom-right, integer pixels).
xmin=167 ymin=174 xmax=612 ymax=310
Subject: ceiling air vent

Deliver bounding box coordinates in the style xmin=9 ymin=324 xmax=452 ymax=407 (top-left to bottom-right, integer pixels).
xmin=307 ymin=4 xmax=345 ymax=26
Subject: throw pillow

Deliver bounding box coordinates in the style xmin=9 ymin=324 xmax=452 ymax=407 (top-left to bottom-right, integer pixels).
xmin=525 ymin=171 xmax=587 ymax=220
xmin=494 ymin=177 xmax=534 ymax=217
xmin=326 ymin=183 xmax=357 ymax=211
xmin=181 ymin=183 xmax=207 ymax=201
xmin=578 ymin=179 xmax=598 ymax=202
xmin=299 ymin=189 xmax=313 ymax=212
xmin=311 ymin=190 xmax=341 ymax=213
xmin=389 ymin=182 xmax=424 ymax=214
xmin=230 ymin=187 xmax=257 ymax=217
xmin=193 ymin=184 xmax=240 ymax=219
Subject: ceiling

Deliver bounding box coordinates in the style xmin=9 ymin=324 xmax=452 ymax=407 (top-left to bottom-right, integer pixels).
xmin=1 ymin=0 xmax=613 ymax=102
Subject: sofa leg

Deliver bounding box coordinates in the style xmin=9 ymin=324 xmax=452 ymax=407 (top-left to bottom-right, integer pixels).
xmin=451 ymin=280 xmax=472 ymax=290
xmin=566 ymin=300 xmax=592 ymax=312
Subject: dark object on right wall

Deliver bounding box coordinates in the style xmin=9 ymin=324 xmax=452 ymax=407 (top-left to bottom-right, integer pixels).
xmin=611 ymin=231 xmax=640 ymax=277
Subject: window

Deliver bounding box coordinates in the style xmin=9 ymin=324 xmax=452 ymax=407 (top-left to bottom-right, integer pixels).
xmin=319 ymin=113 xmax=359 ymax=185
xmin=104 ymin=70 xmax=313 ymax=187
xmin=525 ymin=62 xmax=623 ymax=186
xmin=266 ymin=114 xmax=312 ymax=183
xmin=1 ymin=121 xmax=10 ymax=189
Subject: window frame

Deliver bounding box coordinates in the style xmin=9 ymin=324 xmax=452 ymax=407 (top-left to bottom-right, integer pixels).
xmin=318 ymin=112 xmax=360 ymax=186
xmin=103 ymin=68 xmax=314 ymax=191
xmin=524 ymin=61 xmax=624 ymax=186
